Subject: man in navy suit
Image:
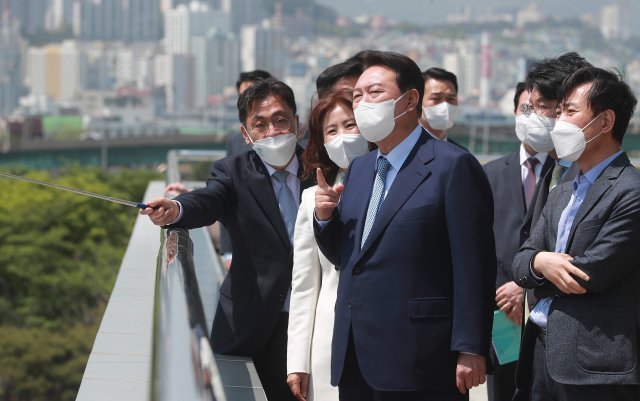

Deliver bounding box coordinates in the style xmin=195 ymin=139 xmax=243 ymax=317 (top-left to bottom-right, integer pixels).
xmin=142 ymin=78 xmax=306 ymax=401
xmin=314 ymin=50 xmax=496 ymax=401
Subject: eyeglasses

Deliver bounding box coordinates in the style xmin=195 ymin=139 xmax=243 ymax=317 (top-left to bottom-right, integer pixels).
xmin=250 ymin=117 xmax=291 ymax=135
xmin=521 ymin=103 xmax=534 ymax=117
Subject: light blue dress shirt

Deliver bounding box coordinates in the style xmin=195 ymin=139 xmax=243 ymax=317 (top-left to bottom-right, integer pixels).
xmin=529 ymin=150 xmax=623 ymax=328
xmin=376 ymin=124 xmax=422 ymax=199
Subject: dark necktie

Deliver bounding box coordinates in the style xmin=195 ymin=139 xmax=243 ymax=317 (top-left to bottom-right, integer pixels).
xmin=523 ymin=157 xmax=539 ymax=210
xmin=273 ymin=170 xmax=296 ymax=241
xmin=361 ymin=156 xmax=390 ymax=248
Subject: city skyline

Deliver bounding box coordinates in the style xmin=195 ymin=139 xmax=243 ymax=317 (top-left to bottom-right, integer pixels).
xmin=0 ymin=0 xmax=638 ymax=151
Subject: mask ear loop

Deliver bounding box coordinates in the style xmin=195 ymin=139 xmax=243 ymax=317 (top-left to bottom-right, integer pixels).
xmin=583 ymin=112 xmax=605 ymax=145
xmin=393 ymin=91 xmax=412 ymax=120
xmin=242 ymin=124 xmax=257 ymax=145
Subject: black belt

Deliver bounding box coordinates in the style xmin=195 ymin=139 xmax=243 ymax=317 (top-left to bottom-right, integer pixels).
xmin=535 ymin=324 xmax=547 ymax=347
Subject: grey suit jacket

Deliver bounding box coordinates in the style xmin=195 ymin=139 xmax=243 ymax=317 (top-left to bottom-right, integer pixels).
xmin=512 ymin=152 xmax=640 ymax=385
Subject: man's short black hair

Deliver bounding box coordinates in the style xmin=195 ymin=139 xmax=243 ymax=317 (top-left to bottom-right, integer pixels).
xmin=358 ymin=50 xmax=424 ymax=118
xmin=235 ymin=70 xmax=272 ymax=93
xmin=514 ymin=82 xmax=526 ymax=114
xmin=316 ymin=58 xmax=364 ymax=99
xmin=237 ymin=78 xmax=297 ymax=124
xmin=560 ymin=66 xmax=637 ymax=143
xmin=525 ymin=52 xmax=592 ymax=101
xmin=422 ymin=67 xmax=458 ymax=94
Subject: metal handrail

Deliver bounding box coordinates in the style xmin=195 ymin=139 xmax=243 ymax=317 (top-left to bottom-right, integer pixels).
xmin=149 ymin=228 xmax=227 ymax=401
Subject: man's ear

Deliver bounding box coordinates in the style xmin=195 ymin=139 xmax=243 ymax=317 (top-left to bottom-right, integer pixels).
xmin=406 ymin=88 xmax=420 ymax=114
xmin=241 ymin=124 xmax=251 ymax=145
xmin=601 ymin=109 xmax=616 ymax=136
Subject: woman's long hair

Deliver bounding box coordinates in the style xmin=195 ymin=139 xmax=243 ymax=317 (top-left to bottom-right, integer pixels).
xmin=302 ymin=89 xmax=355 ymax=186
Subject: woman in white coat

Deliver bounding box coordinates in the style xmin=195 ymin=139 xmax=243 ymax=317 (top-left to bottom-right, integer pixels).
xmin=286 ymin=89 xmax=370 ymax=401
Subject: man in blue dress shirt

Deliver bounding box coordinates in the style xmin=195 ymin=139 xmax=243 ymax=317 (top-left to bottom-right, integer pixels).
xmin=511 ymin=67 xmax=640 ymax=400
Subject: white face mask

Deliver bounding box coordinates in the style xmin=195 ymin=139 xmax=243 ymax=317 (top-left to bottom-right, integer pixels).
xmin=515 ymin=114 xmax=528 ymax=143
xmin=324 ymin=133 xmax=369 ymax=169
xmin=354 ymin=92 xmax=408 ymax=143
xmin=525 ymin=113 xmax=556 ymax=153
xmin=423 ymin=102 xmax=458 ymax=131
xmin=246 ymin=132 xmax=297 ymax=167
xmin=550 ymin=113 xmax=603 ymax=163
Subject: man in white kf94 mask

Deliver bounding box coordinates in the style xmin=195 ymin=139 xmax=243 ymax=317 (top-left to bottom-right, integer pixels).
xmin=512 ymin=67 xmax=640 ymax=401
xmin=522 ymin=52 xmax=592 ymax=227
xmin=314 ymin=50 xmax=496 ymax=401
xmin=141 ymin=78 xmax=311 ymax=401
xmin=482 ymin=81 xmax=555 ymax=401
xmin=419 ymin=67 xmax=465 ymax=149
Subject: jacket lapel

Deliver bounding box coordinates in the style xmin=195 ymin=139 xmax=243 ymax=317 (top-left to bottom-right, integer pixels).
xmin=565 ymin=154 xmax=628 ymax=250
xmin=505 ymin=152 xmax=526 ymax=217
xmin=524 ymin=156 xmax=555 ymax=222
xmin=356 ymin=131 xmax=433 ymax=260
xmin=244 ymin=151 xmax=292 ymax=248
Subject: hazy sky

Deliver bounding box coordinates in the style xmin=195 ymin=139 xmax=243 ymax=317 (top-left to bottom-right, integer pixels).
xmin=315 ymin=0 xmax=638 ymax=33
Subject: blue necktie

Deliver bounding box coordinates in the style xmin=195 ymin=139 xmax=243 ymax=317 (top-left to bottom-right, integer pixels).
xmin=361 ymin=156 xmax=390 ymax=248
xmin=273 ymin=170 xmax=297 ymax=241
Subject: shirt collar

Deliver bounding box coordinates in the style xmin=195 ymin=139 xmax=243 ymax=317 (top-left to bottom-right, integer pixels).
xmin=575 ymin=149 xmax=623 ymax=187
xmin=421 ymin=123 xmax=447 ymax=141
xmin=376 ymin=124 xmax=422 ymax=171
xmin=262 ymin=154 xmax=299 ymax=178
xmin=519 ymin=144 xmax=547 ymax=166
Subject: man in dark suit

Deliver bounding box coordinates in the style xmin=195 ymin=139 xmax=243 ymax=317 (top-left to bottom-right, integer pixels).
xmin=419 ymin=67 xmax=466 ymax=149
xmin=314 ymin=50 xmax=496 ymax=400
xmin=523 ymin=52 xmax=592 ymax=228
xmin=483 ymin=82 xmax=554 ymax=401
xmin=142 ymin=78 xmax=307 ymax=401
xmin=512 ymin=67 xmax=640 ymax=401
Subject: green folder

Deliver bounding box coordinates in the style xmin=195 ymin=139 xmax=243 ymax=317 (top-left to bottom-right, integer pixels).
xmin=492 ymin=310 xmax=521 ymax=365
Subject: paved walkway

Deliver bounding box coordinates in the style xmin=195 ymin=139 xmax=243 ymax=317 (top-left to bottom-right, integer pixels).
xmin=470 ymin=382 xmax=488 ymax=401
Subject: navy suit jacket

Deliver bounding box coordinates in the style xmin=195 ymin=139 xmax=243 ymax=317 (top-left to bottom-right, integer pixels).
xmin=173 ymin=147 xmax=312 ymax=355
xmin=316 ymin=129 xmax=497 ymax=391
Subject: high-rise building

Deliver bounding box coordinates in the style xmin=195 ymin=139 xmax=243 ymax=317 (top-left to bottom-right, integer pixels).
xmin=0 ymin=13 xmax=26 ymax=116
xmin=221 ymin=0 xmax=265 ymax=34
xmin=154 ymin=53 xmax=194 ymax=113
xmin=75 ymin=0 xmax=163 ymax=42
xmin=600 ymin=3 xmax=630 ymax=41
xmin=124 ymin=0 xmax=163 ymax=42
xmin=8 ymin=0 xmax=48 ymax=36
xmin=26 ymin=41 xmax=82 ymax=101
xmin=205 ymin=28 xmax=240 ymax=96
xmin=241 ymin=22 xmax=286 ymax=78
xmin=75 ymin=0 xmax=124 ymax=41
xmin=164 ymin=2 xmax=229 ymax=54
xmin=479 ymin=32 xmax=491 ymax=107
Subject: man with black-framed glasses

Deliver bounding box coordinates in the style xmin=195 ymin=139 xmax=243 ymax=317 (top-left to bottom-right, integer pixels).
xmin=142 ymin=78 xmax=309 ymax=401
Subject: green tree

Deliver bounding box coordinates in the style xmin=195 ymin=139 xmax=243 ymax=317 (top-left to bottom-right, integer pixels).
xmin=0 ymin=166 xmax=159 ymax=401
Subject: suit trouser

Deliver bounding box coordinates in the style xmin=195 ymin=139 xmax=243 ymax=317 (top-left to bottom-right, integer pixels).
xmin=338 ymin=329 xmax=467 ymax=401
xmin=253 ymin=312 xmax=297 ymax=401
xmin=530 ymin=333 xmax=640 ymax=401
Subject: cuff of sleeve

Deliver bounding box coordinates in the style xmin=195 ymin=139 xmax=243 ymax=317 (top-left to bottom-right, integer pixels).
xmin=313 ymin=209 xmax=331 ymax=227
xmin=529 ymin=251 xmax=546 ymax=284
xmin=170 ymin=200 xmax=183 ymax=225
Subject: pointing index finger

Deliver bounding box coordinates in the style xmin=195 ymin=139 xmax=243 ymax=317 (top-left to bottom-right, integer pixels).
xmin=316 ymin=167 xmax=329 ymax=189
